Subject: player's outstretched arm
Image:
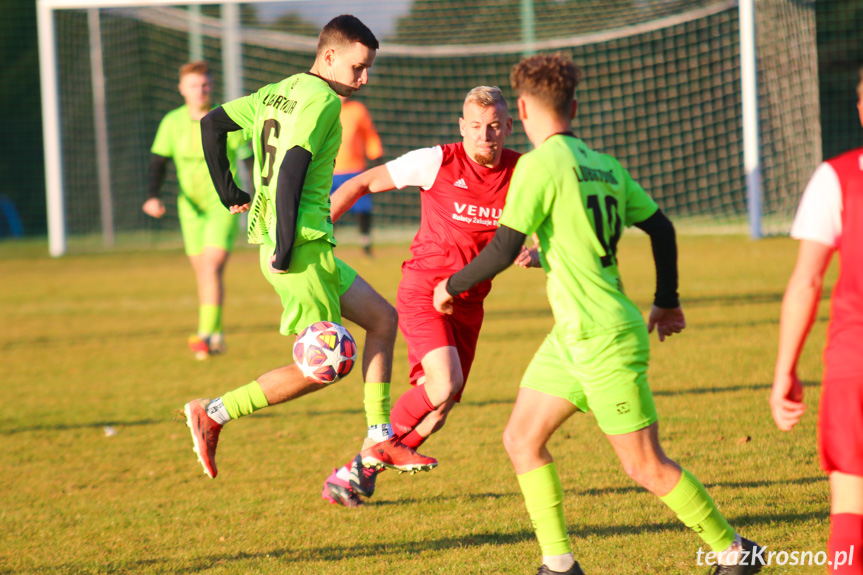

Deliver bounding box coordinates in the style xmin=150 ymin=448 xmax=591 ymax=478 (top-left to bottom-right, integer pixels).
xmin=201 ymin=106 xmax=251 ymax=212
xmin=771 ymin=239 xmax=833 ymax=431
xmin=331 ymin=165 xmax=395 ymax=222
xmin=434 ymin=225 xmax=527 ymax=314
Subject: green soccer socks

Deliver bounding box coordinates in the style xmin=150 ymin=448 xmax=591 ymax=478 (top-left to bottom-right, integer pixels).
xmin=220 ymin=380 xmax=269 ymax=420
xmin=659 ymin=468 xmax=736 ymax=552
xmin=517 ymin=463 xmax=573 ymax=557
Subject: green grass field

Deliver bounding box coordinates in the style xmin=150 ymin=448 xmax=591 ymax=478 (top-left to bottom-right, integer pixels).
xmin=0 ymin=234 xmax=834 ymax=574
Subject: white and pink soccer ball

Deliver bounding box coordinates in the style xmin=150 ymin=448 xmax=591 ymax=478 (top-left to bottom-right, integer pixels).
xmin=293 ymin=321 xmax=357 ymax=385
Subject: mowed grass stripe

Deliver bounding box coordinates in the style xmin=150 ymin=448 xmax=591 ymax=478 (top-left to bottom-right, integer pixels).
xmin=0 ymin=235 xmax=831 ymax=574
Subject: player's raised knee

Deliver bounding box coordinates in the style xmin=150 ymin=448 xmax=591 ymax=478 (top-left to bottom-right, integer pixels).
xmin=502 ymin=425 xmax=526 ymax=456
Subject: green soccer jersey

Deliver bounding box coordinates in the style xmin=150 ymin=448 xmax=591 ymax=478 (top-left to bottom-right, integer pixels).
xmin=151 ymin=105 xmax=249 ymax=211
xmin=499 ymin=134 xmax=658 ymax=337
xmin=222 ymin=73 xmax=342 ymax=248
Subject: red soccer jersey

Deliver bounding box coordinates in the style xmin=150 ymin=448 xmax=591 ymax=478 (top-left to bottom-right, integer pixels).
xmin=824 ymin=148 xmax=863 ymax=379
xmin=395 ymin=142 xmax=520 ymax=302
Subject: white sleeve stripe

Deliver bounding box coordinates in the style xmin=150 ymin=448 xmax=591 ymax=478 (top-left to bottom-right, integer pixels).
xmin=790 ymin=162 xmax=843 ymax=248
xmin=385 ymin=146 xmax=444 ymax=190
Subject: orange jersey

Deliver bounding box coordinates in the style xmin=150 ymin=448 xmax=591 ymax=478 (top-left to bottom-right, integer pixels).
xmin=334 ymin=100 xmax=383 ymax=174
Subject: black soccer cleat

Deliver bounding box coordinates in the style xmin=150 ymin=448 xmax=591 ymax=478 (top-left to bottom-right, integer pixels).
xmin=348 ymin=453 xmax=379 ymax=498
xmin=536 ymin=561 xmax=585 ymax=575
xmin=708 ymin=538 xmax=765 ymax=575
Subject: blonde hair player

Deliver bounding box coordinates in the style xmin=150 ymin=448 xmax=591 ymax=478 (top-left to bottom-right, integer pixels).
xmin=321 ymin=86 xmax=528 ymax=507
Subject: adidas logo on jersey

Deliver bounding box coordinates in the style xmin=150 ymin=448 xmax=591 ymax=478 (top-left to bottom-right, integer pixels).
xmin=453 ymin=178 xmax=468 ymax=189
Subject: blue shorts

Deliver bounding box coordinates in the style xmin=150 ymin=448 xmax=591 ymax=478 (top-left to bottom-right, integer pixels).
xmin=331 ymin=172 xmax=372 ymax=214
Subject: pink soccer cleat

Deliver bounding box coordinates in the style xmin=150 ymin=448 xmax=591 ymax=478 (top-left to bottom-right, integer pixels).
xmin=360 ymin=436 xmax=438 ymax=474
xmin=184 ymin=399 xmax=222 ymax=478
xmin=322 ymin=468 xmax=364 ymax=508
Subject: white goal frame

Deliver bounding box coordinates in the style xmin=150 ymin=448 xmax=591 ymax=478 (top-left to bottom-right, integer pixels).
xmin=37 ymin=0 xmax=763 ymax=256
xmin=37 ymin=0 xmax=289 ymax=256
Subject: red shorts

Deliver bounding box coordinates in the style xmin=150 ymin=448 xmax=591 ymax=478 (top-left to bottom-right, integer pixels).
xmin=396 ymin=274 xmax=484 ymax=402
xmin=819 ymin=372 xmax=863 ymax=475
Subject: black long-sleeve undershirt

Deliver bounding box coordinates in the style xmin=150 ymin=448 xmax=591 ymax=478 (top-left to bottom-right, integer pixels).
xmin=271 ymin=146 xmax=312 ymax=271
xmin=446 ymin=209 xmax=679 ymax=309
xmin=633 ymin=209 xmax=679 ymax=308
xmin=148 ymin=154 xmax=169 ymax=199
xmin=200 ymin=107 xmax=251 ymax=209
xmin=446 ymin=225 xmax=527 ymax=296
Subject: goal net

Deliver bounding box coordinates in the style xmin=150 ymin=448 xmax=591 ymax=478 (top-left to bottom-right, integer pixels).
xmin=41 ymin=0 xmax=819 ymax=253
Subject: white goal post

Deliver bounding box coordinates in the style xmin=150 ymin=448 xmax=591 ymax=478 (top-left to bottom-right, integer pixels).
xmin=37 ymin=0 xmax=268 ymax=256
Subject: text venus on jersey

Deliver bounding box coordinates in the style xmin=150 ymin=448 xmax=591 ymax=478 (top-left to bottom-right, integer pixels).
xmin=454 ymin=203 xmax=503 ymax=220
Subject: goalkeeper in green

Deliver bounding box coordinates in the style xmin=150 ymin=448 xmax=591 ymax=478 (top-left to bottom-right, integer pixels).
xmin=434 ymin=53 xmax=765 ymax=575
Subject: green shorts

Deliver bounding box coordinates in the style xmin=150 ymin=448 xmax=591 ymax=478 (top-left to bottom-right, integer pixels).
xmin=521 ymin=323 xmax=657 ymax=435
xmin=259 ymin=239 xmax=358 ymax=336
xmin=178 ymin=194 xmax=238 ymax=256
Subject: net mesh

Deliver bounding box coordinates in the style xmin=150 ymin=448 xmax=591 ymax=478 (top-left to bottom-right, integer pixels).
xmin=50 ymin=0 xmax=819 ymax=250
xmin=816 ymin=1 xmax=863 ymax=160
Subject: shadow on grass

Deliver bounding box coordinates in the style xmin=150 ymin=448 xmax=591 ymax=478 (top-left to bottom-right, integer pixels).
xmin=664 ymin=290 xmax=830 ymax=308
xmin=92 ymin=509 xmax=824 ymax=573
xmin=373 ymin=474 xmax=825 ymax=507
xmin=707 ymin=475 xmax=825 ymax=490
xmin=572 ymin=474 xmax=825 ymax=499
xmin=652 ymin=380 xmax=820 ymax=397
xmin=0 ymin=321 xmax=283 ymax=350
xmin=35 ymin=479 xmax=828 ymax=574
xmin=0 ymin=418 xmax=164 ymax=435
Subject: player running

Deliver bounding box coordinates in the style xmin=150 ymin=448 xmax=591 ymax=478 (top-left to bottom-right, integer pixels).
xmin=321 ymin=86 xmax=525 ymax=507
xmin=770 ymin=68 xmax=863 ymax=574
xmin=434 ymin=54 xmax=764 ymax=575
xmin=182 ymin=15 xmax=435 ymax=481
xmin=143 ymin=61 xmax=251 ymax=360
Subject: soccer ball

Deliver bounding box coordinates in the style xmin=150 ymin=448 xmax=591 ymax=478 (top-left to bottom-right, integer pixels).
xmin=293 ymin=321 xmax=357 ymax=385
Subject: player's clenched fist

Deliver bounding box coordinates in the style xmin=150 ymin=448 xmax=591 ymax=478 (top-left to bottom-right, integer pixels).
xmin=433 ymin=279 xmax=454 ymax=315
xmin=646 ymin=305 xmax=685 ymax=342
xmin=770 ymin=372 xmax=806 ymax=431
xmin=142 ymin=197 xmax=166 ymax=219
